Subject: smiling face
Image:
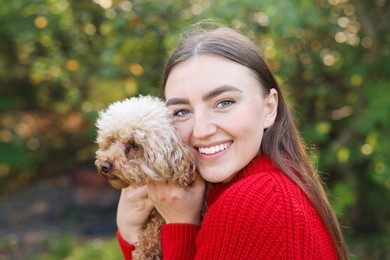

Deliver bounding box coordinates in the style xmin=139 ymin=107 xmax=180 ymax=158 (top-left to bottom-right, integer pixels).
xmin=165 ymin=54 xmax=278 ymax=183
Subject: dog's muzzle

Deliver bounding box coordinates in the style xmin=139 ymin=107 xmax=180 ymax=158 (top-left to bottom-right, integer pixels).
xmin=100 ymin=161 xmax=113 ymax=173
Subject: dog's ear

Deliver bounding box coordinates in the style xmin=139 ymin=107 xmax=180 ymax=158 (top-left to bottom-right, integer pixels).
xmin=142 ymin=131 xmax=196 ymax=186
xmin=169 ymin=141 xmax=197 ymax=187
xmin=161 ymin=132 xmax=196 ymax=186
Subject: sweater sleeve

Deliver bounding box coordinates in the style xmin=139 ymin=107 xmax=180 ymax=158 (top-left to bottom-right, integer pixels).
xmin=161 ymin=223 xmax=201 ymax=259
xmin=116 ymin=230 xmax=135 ymax=260
xmin=116 ymin=224 xmax=200 ymax=260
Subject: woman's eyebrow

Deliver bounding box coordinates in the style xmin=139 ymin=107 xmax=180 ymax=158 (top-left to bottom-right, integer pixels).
xmin=166 ymin=98 xmax=190 ymax=106
xmin=202 ymin=85 xmax=242 ymax=101
xmin=166 ymin=85 xmax=241 ymax=106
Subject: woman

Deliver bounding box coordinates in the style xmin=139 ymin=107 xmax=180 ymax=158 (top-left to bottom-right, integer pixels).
xmin=116 ymin=24 xmax=348 ymax=259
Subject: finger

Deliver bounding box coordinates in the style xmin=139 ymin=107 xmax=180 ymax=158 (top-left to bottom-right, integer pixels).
xmin=129 ymin=188 xmax=155 ymax=210
xmin=123 ymin=185 xmax=148 ymax=198
xmin=146 ymin=182 xmax=163 ymax=201
xmin=137 ymin=195 xmax=155 ymax=210
xmin=147 ymin=181 xmax=174 ymax=192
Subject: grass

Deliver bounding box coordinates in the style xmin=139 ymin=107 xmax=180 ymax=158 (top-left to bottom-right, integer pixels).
xmin=33 ymin=234 xmax=123 ymax=260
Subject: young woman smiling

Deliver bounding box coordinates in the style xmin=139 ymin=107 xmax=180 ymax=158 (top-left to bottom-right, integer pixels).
xmin=116 ymin=24 xmax=348 ymax=260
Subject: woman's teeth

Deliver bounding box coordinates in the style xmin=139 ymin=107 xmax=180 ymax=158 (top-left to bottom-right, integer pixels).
xmin=198 ymin=143 xmax=230 ymax=155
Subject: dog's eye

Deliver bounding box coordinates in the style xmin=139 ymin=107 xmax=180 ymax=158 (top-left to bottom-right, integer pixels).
xmin=130 ymin=143 xmax=141 ymax=150
xmin=125 ymin=142 xmax=141 ymax=154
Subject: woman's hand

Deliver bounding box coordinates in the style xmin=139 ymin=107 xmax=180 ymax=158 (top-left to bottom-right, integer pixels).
xmin=116 ymin=186 xmax=154 ymax=244
xmin=147 ymin=175 xmax=206 ymax=225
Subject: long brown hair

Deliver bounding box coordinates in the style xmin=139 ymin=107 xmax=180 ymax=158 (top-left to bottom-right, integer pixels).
xmin=161 ymin=22 xmax=348 ymax=259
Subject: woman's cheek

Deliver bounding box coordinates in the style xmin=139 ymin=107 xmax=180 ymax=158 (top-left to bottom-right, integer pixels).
xmin=174 ymin=122 xmax=191 ymax=144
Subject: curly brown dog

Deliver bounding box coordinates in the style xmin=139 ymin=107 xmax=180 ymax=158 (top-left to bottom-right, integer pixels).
xmin=95 ymin=95 xmax=197 ymax=259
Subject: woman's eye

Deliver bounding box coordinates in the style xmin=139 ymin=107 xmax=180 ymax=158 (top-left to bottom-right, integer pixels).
xmin=216 ymin=99 xmax=234 ymax=108
xmin=173 ymin=109 xmax=190 ymax=117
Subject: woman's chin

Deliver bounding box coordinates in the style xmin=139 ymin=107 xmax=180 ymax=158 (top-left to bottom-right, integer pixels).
xmin=199 ymin=169 xmax=237 ymax=183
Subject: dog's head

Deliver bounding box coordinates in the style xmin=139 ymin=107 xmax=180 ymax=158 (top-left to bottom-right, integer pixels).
xmin=95 ymin=96 xmax=196 ymax=189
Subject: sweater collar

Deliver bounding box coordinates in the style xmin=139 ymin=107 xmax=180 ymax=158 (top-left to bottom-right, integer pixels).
xmin=207 ymin=154 xmax=278 ymax=206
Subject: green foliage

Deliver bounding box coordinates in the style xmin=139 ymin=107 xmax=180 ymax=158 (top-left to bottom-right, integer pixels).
xmin=348 ymin=234 xmax=390 ymax=260
xmin=1 ymin=0 xmax=389 ymax=258
xmin=34 ymin=235 xmax=122 ymax=260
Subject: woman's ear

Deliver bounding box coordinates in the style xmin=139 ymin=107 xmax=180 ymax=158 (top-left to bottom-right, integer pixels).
xmin=263 ymin=88 xmax=278 ymax=129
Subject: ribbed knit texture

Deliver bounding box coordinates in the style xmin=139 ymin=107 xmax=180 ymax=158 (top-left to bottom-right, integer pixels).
xmin=118 ymin=155 xmax=337 ymax=259
xmin=117 ymin=230 xmax=135 ymax=259
xmin=161 ymin=224 xmax=200 ymax=260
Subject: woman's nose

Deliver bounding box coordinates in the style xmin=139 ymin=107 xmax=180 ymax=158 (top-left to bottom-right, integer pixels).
xmin=192 ymin=112 xmax=217 ymax=139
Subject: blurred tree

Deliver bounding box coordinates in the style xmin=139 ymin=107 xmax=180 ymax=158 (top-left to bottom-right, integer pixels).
xmin=0 ymin=0 xmax=389 ymax=258
xmin=0 ymin=0 xmax=194 ymax=189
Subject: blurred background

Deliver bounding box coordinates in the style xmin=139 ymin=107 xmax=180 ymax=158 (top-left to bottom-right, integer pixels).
xmin=0 ymin=0 xmax=389 ymax=259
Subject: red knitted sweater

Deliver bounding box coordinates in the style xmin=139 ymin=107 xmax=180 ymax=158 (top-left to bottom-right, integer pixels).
xmin=117 ymin=155 xmax=337 ymax=259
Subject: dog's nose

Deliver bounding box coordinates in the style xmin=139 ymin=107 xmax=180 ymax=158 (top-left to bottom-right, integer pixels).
xmin=100 ymin=162 xmax=112 ymax=173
